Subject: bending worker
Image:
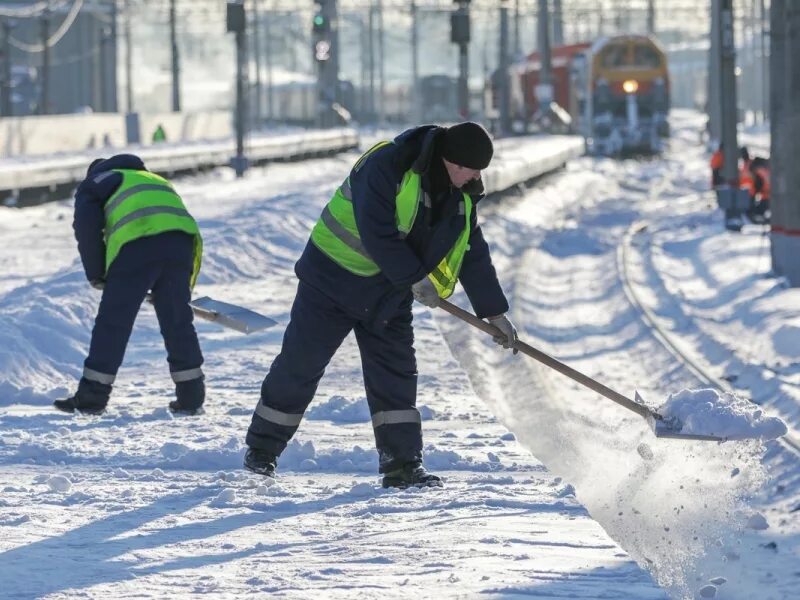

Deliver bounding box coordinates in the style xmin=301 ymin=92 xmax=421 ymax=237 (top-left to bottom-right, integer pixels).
xmin=244 ymin=122 xmax=517 ymax=488
xmin=55 ymin=154 xmax=205 ymax=416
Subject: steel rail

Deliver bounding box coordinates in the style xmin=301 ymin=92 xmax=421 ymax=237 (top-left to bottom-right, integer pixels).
xmin=618 ymin=220 xmax=800 ymax=457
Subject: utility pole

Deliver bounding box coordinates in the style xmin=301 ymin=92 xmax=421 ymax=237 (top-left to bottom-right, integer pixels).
xmin=170 ymin=0 xmax=181 ymax=112
xmin=108 ymin=0 xmax=118 ymax=113
xmin=411 ymin=0 xmax=420 ymax=123
xmin=227 ymin=1 xmax=248 ymax=177
xmin=499 ymin=1 xmax=511 ymax=136
xmin=1 ymin=20 xmax=13 ymax=117
xmin=99 ymin=25 xmax=110 ymax=112
xmin=264 ymin=2 xmax=273 ymax=122
xmin=251 ymin=0 xmax=262 ymax=124
xmin=552 ymin=0 xmax=564 ymax=46
xmin=759 ymin=0 xmax=768 ymax=122
xmin=536 ymin=0 xmax=553 ymax=123
xmin=358 ymin=14 xmax=367 ymax=121
xmin=712 ymin=0 xmax=746 ymax=231
xmin=513 ymin=0 xmax=521 ymax=59
xmin=769 ymin=0 xmax=800 ymax=284
xmin=451 ymin=0 xmax=471 ymax=119
xmin=647 ymin=0 xmax=656 ymax=36
xmin=38 ymin=10 xmax=49 ymax=115
xmin=312 ymin=0 xmax=339 ymax=128
xmin=124 ymin=0 xmax=133 ymax=113
xmin=368 ymin=3 xmax=375 ymax=122
xmin=377 ymin=0 xmax=385 ymax=125
xmin=708 ymin=2 xmax=721 ymax=145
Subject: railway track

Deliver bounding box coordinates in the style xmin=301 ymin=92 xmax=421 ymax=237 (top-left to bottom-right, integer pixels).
xmin=618 ymin=220 xmax=800 ymax=457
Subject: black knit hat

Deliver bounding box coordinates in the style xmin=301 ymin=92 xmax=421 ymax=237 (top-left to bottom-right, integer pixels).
xmin=441 ymin=121 xmax=494 ymax=170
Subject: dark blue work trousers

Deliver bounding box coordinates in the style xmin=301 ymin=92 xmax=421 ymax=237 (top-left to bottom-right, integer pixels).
xmin=82 ymin=232 xmax=204 ymax=406
xmin=246 ymin=281 xmax=421 ymax=473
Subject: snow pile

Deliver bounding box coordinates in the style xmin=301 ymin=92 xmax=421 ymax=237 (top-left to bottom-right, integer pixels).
xmin=305 ymin=394 xmax=371 ymax=423
xmin=773 ymin=320 xmax=800 ymax=358
xmin=658 ymin=388 xmax=788 ymax=441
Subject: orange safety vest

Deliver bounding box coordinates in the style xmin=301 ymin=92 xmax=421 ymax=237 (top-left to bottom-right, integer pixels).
xmin=710 ymin=150 xmax=724 ymax=188
xmin=753 ymin=165 xmax=770 ymax=200
xmin=739 ymin=159 xmax=755 ymax=196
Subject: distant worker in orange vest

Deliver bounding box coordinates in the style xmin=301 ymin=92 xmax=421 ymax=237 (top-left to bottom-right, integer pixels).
xmin=738 ymin=146 xmax=756 ymax=201
xmin=747 ymin=155 xmax=771 ymax=224
xmin=710 ymin=144 xmax=724 ymax=188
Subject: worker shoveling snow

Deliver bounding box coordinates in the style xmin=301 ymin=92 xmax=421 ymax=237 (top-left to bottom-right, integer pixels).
xmin=656 ymin=388 xmax=788 ymax=442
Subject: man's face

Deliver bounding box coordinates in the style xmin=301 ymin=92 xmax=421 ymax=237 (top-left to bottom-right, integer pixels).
xmin=443 ymin=158 xmax=481 ymax=189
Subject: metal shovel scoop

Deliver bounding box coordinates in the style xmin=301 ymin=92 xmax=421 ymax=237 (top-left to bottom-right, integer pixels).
xmin=438 ymin=299 xmax=726 ymax=442
xmin=189 ymin=296 xmax=278 ymax=334
xmin=145 ymin=294 xmax=277 ymax=334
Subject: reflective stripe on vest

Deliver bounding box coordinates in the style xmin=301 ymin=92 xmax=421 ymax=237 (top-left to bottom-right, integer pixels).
xmin=104 ymin=169 xmax=203 ymax=288
xmin=310 ymin=143 xmax=472 ymax=299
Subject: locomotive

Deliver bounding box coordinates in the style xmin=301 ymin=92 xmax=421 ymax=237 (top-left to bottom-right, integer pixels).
xmin=489 ymin=35 xmax=670 ymax=155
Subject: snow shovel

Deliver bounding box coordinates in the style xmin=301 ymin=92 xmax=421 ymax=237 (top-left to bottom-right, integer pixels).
xmin=145 ymin=294 xmax=277 ymax=334
xmin=437 ymin=299 xmax=726 ymax=442
xmin=189 ymin=296 xmax=277 ymax=334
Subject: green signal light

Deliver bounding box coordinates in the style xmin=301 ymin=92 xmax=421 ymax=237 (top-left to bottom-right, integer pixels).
xmin=313 ymin=14 xmax=325 ymax=27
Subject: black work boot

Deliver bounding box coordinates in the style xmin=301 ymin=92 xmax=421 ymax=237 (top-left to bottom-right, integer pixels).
xmin=382 ymin=462 xmax=443 ymax=489
xmin=169 ymin=378 xmax=205 ymax=415
xmin=54 ymin=395 xmax=106 ymax=415
xmin=54 ymin=378 xmax=110 ymax=415
xmin=168 ymin=400 xmax=204 ymax=416
xmin=243 ymin=448 xmax=277 ymax=477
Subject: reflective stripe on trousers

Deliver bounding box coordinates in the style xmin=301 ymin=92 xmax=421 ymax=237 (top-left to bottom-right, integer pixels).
xmin=83 ymin=366 xmax=116 ymax=385
xmin=371 ymin=409 xmax=421 ymax=428
xmin=255 ymin=401 xmax=304 ymax=427
xmin=171 ymin=367 xmax=204 ymax=383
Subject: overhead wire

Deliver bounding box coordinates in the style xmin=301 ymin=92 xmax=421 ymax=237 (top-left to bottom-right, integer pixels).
xmin=8 ymin=0 xmax=86 ymax=53
xmin=0 ymin=1 xmax=67 ymax=19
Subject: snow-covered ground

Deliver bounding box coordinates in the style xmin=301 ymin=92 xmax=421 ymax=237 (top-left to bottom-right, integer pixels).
xmin=438 ymin=110 xmax=799 ymax=599
xmin=1 ymin=111 xmax=798 ymax=599
xmin=0 ymin=140 xmax=664 ymax=598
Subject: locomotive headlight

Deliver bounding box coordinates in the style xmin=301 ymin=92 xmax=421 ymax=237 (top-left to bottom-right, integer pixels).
xmin=622 ymin=79 xmax=639 ymax=94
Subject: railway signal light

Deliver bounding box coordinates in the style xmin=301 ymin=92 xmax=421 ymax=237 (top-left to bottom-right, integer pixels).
xmin=312 ymin=12 xmax=328 ymax=34
xmin=314 ymin=39 xmax=331 ymax=62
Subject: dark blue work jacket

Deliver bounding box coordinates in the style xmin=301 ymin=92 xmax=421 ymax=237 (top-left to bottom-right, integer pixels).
xmin=295 ymin=125 xmax=508 ymax=325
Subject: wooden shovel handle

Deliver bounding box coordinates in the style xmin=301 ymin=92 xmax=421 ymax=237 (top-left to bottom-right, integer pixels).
xmin=437 ymin=299 xmax=654 ymax=420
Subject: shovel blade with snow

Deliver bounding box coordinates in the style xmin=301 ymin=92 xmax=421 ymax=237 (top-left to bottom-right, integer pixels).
xmin=188 ymin=296 xmax=278 ymax=334
xmin=636 ymin=391 xmax=727 ymax=442
xmin=438 ymin=300 xmax=727 ymax=442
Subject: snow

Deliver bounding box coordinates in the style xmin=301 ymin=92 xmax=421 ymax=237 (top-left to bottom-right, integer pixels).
xmin=0 ymin=143 xmax=665 ymax=598
xmin=0 ymin=111 xmax=798 ymax=598
xmin=437 ymin=110 xmax=799 ymax=599
xmin=658 ymin=388 xmax=788 ymax=441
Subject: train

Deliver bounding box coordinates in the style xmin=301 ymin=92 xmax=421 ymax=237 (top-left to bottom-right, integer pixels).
xmin=488 ymin=35 xmax=671 ymax=155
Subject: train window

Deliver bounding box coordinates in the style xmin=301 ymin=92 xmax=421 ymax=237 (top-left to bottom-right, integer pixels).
xmin=632 ymin=46 xmax=661 ymax=68
xmin=600 ymin=45 xmax=627 ymax=68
